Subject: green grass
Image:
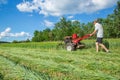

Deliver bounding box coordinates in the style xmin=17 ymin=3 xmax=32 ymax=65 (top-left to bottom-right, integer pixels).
xmin=0 ymin=39 xmax=120 ymax=80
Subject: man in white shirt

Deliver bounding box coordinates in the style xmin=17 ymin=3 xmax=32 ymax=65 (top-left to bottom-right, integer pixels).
xmin=90 ymin=20 xmax=109 ymax=52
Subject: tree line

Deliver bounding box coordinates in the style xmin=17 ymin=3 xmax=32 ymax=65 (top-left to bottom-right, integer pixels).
xmin=32 ymin=0 xmax=120 ymax=42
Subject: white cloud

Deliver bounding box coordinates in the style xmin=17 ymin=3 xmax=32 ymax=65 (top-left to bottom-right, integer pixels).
xmin=17 ymin=0 xmax=118 ymax=16
xmin=67 ymin=16 xmax=74 ymax=19
xmin=0 ymin=0 xmax=7 ymax=4
xmin=28 ymin=14 xmax=33 ymax=16
xmin=16 ymin=1 xmax=34 ymax=12
xmin=0 ymin=27 xmax=31 ymax=39
xmin=0 ymin=27 xmax=11 ymax=37
xmin=9 ymin=32 xmax=30 ymax=37
xmin=44 ymin=20 xmax=54 ymax=27
xmin=5 ymin=27 xmax=11 ymax=32
xmin=71 ymin=20 xmax=77 ymax=22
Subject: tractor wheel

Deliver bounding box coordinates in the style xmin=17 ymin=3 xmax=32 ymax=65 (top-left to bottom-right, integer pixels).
xmin=66 ymin=43 xmax=75 ymax=51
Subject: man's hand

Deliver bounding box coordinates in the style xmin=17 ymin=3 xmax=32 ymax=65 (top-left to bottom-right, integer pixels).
xmin=90 ymin=30 xmax=97 ymax=37
xmin=90 ymin=34 xmax=93 ymax=36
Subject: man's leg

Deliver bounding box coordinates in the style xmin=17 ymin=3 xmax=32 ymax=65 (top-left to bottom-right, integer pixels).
xmin=96 ymin=42 xmax=99 ymax=52
xmin=99 ymin=43 xmax=109 ymax=52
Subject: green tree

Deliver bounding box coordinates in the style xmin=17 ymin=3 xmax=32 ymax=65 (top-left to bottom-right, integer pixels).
xmin=32 ymin=30 xmax=39 ymax=42
xmin=113 ymin=0 xmax=120 ymax=37
xmin=54 ymin=17 xmax=73 ymax=40
xmin=42 ymin=28 xmax=51 ymax=41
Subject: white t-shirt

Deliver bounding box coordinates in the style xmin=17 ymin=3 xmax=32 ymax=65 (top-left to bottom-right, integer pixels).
xmin=95 ymin=23 xmax=103 ymax=38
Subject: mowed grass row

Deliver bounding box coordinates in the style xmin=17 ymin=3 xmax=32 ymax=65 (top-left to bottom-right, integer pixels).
xmin=0 ymin=41 xmax=58 ymax=49
xmin=0 ymin=47 xmax=120 ymax=80
xmin=0 ymin=55 xmax=50 ymax=80
xmin=0 ymin=39 xmax=120 ymax=80
xmin=0 ymin=39 xmax=119 ymax=49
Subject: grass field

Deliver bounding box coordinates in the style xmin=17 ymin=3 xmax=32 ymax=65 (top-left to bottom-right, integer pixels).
xmin=0 ymin=39 xmax=120 ymax=80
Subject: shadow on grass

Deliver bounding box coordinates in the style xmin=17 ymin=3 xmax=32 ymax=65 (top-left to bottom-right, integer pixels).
xmin=0 ymin=73 xmax=4 ymax=80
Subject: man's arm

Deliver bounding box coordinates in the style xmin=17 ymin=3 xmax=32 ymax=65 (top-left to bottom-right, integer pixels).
xmin=90 ymin=30 xmax=97 ymax=36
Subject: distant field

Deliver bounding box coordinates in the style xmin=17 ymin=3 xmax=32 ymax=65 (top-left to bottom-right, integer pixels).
xmin=0 ymin=39 xmax=120 ymax=80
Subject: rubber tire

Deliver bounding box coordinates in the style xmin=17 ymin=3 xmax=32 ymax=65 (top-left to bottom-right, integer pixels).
xmin=66 ymin=43 xmax=75 ymax=51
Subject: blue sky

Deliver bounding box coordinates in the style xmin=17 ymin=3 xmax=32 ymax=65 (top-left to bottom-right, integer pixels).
xmin=0 ymin=0 xmax=118 ymax=41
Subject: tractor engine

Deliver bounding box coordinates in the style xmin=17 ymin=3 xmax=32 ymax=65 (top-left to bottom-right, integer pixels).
xmin=64 ymin=34 xmax=85 ymax=51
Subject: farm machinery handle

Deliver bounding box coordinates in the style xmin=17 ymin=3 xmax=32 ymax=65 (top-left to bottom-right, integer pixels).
xmin=72 ymin=34 xmax=91 ymax=44
xmin=64 ymin=34 xmax=91 ymax=51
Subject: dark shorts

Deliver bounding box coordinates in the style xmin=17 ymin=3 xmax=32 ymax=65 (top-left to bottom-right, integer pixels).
xmin=96 ymin=38 xmax=103 ymax=43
